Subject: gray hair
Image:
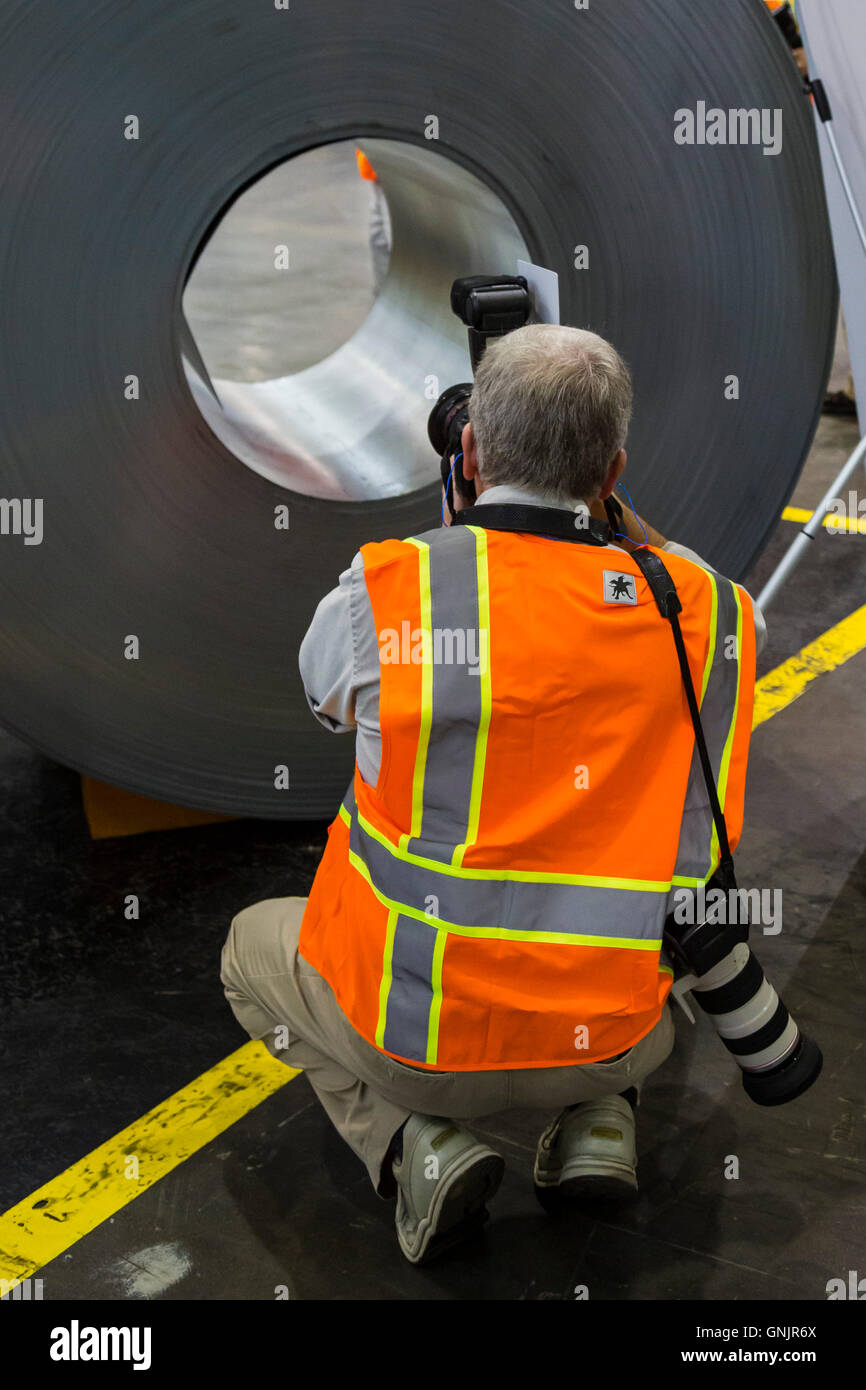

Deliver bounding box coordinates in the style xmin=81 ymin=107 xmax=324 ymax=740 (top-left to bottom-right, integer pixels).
xmin=468 ymin=324 xmax=633 ymax=501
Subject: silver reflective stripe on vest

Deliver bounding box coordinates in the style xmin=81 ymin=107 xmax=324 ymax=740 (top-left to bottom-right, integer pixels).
xmin=381 ymin=913 xmax=441 ymax=1062
xmin=353 ymin=808 xmax=668 ymax=941
xmin=669 ymin=572 xmax=742 ymax=903
xmin=404 ymin=526 xmax=488 ymax=864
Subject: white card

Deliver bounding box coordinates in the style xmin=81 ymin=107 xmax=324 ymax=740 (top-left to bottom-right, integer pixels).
xmin=516 ymin=258 xmax=561 ymax=325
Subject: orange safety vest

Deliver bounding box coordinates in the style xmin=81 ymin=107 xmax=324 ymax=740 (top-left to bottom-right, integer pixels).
xmin=299 ymin=521 xmax=756 ymax=1071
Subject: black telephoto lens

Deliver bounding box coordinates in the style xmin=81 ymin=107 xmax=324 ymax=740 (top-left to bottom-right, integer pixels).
xmin=689 ymin=941 xmax=823 ymax=1106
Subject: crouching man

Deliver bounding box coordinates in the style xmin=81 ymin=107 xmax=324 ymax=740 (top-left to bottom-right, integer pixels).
xmin=221 ymin=324 xmax=761 ymax=1265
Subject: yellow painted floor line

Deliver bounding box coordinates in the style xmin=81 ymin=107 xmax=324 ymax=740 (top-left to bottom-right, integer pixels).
xmin=782 ymin=505 xmax=866 ymax=535
xmin=2 ymin=606 xmax=865 ymax=1293
xmin=753 ymin=604 xmax=866 ymax=728
xmin=0 ymin=1041 xmax=298 ymax=1291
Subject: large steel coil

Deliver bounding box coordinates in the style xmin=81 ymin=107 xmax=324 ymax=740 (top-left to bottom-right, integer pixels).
xmin=0 ymin=0 xmax=836 ymax=816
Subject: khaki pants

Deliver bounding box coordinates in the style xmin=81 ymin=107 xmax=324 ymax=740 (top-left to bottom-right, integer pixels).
xmin=220 ymin=896 xmax=676 ymax=1196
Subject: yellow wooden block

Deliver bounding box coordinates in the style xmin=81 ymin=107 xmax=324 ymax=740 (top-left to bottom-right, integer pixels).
xmin=81 ymin=776 xmax=238 ymax=839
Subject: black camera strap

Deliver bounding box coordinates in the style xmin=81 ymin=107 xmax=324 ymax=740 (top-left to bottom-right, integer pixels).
xmin=454 ymin=503 xmax=736 ymax=889
xmin=453 ymin=503 xmax=611 ymax=546
xmin=628 ymin=546 xmax=736 ymax=890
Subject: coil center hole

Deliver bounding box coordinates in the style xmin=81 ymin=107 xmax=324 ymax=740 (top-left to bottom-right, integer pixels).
xmin=181 ymin=138 xmax=530 ymax=502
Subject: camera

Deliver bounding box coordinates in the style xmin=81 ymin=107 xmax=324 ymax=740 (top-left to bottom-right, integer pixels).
xmin=427 ymin=275 xmax=532 ymax=516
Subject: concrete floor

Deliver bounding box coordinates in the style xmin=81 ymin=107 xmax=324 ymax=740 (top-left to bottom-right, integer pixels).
xmin=1 ymin=146 xmax=863 ymax=1301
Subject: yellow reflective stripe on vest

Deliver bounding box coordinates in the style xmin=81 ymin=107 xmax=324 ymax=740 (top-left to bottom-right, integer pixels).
xmin=373 ymin=905 xmax=441 ymax=1063
xmin=355 ymin=801 xmax=669 ymax=894
xmin=700 ymin=572 xmax=719 ymax=703
xmin=451 ymin=525 xmax=492 ymax=867
xmin=399 ymin=526 xmax=491 ymax=865
xmin=427 ymin=932 xmax=446 ymax=1063
xmin=401 ymin=538 xmax=433 ymax=850
xmin=343 ymin=793 xmax=669 ymax=947
xmin=375 ymin=907 xmax=398 ymax=1051
xmin=348 ymin=839 xmax=662 ymax=951
xmin=670 ymin=573 xmax=746 ymax=889
xmin=372 ymin=905 xmax=446 ymax=1066
xmin=709 ymin=582 xmax=744 ymax=871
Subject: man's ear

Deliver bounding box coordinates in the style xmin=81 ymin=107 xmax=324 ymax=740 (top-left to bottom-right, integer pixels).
xmin=598 ymin=448 xmax=627 ymax=500
xmin=461 ymin=420 xmax=479 ymax=481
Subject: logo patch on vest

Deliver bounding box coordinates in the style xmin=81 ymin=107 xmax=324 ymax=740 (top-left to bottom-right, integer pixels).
xmin=603 ymin=571 xmax=637 ymax=606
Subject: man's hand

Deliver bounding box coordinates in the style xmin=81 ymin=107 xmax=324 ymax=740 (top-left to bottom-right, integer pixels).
xmin=442 ymin=430 xmax=480 ymax=525
xmin=441 ymin=460 xmax=474 ymax=526
xmin=589 ymin=494 xmax=668 ymax=551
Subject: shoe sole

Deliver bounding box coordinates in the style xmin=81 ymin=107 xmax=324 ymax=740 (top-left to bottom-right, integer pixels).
xmin=558 ymin=1171 xmax=638 ymax=1201
xmin=534 ymin=1157 xmax=637 ymax=1206
xmin=398 ymin=1148 xmax=505 ymax=1265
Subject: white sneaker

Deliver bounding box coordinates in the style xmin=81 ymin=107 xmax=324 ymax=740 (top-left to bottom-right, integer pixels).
xmin=392 ymin=1114 xmax=505 ymax=1264
xmin=534 ymin=1095 xmax=638 ymax=1203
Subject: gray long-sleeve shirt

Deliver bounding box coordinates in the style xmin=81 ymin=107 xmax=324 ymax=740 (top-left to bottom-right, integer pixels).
xmin=298 ymin=484 xmax=767 ymax=787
